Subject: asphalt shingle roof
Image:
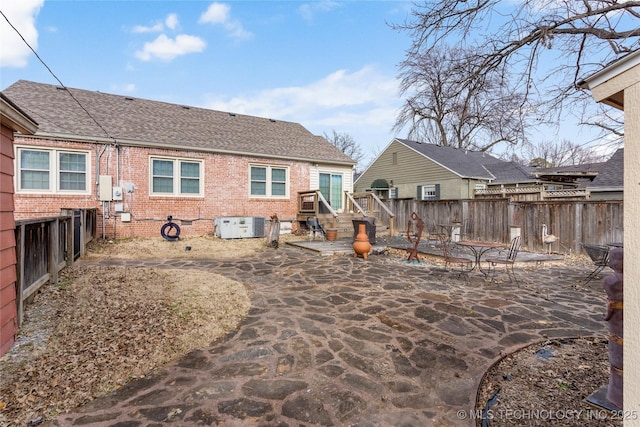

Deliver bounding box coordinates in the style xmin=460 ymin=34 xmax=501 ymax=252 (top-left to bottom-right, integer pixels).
xmin=483 ymin=161 xmax=538 ymax=184
xmin=2 ymin=80 xmax=355 ymax=165
xmin=396 ymin=138 xmax=499 ymax=180
xmin=589 ymin=148 xmax=623 ymax=189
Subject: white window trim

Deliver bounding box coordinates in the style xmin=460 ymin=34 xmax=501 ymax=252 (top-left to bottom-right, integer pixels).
xmin=249 ymin=164 xmax=289 ymax=198
xmin=149 ymin=156 xmax=204 ymax=197
xmin=421 ymin=184 xmax=438 ymax=200
xmin=318 ymin=171 xmax=344 ymax=210
xmin=15 ymin=145 xmax=91 ymax=195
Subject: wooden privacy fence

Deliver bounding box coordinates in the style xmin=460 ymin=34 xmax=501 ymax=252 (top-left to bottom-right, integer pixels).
xmin=14 ymin=208 xmax=96 ymax=326
xmin=379 ymin=198 xmax=623 ymax=254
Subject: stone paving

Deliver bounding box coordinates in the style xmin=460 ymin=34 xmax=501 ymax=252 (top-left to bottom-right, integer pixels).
xmin=49 ymin=243 xmax=609 ymax=427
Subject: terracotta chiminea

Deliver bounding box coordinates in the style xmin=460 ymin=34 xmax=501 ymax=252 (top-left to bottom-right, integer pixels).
xmin=353 ymin=223 xmax=371 ymax=260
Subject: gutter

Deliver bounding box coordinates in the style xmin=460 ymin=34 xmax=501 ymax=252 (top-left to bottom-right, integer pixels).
xmin=16 ymin=132 xmax=357 ymax=167
xmin=578 ymin=49 xmax=640 ymax=89
xmin=0 ymin=94 xmax=38 ymax=134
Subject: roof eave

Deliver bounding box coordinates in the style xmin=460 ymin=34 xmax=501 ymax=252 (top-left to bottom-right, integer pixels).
xmin=579 ymin=50 xmax=640 ymax=90
xmin=398 ymin=139 xmax=495 ymax=180
xmin=1 ymin=95 xmax=38 ymax=134
xmin=18 ymin=131 xmax=356 ymax=167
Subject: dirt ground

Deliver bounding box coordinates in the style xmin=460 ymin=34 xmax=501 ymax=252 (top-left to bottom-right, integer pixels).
xmin=0 ymin=234 xmax=618 ymax=426
xmin=476 ymin=337 xmax=620 ymax=426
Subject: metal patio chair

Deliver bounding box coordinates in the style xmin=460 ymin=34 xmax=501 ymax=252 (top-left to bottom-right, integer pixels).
xmin=425 ymin=219 xmax=445 ymax=245
xmin=486 ymin=235 xmax=521 ymax=286
xmin=438 ymin=234 xmax=472 ymax=281
xmin=582 ymin=243 xmax=610 ymax=285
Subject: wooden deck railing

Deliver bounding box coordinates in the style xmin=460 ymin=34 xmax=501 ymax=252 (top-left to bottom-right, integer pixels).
xmin=297 ymin=190 xmax=337 ymax=217
xmin=475 ymin=185 xmax=589 ymax=199
xmin=347 ymin=192 xmax=396 ymax=234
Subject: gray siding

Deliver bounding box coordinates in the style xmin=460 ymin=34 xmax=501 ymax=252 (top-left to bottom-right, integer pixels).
xmin=590 ymin=191 xmax=623 ymax=201
xmin=356 ymin=140 xmax=469 ymax=199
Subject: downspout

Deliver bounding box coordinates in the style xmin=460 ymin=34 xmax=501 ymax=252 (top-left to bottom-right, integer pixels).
xmin=114 ymin=142 xmax=119 ymax=239
xmin=96 ymin=144 xmax=108 ymax=239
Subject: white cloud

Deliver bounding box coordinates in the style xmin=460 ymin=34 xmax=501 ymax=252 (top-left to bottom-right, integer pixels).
xmin=132 ymin=13 xmax=179 ymax=34
xmin=132 ymin=21 xmax=164 ymax=34
xmin=203 ymin=66 xmax=401 ymax=160
xmin=199 ymin=2 xmax=252 ymax=40
xmin=165 ymin=13 xmax=179 ymax=30
xmin=298 ymin=1 xmax=340 ymax=21
xmin=135 ymin=34 xmax=206 ymax=61
xmin=199 ymin=3 xmax=230 ymax=24
xmin=110 ymin=83 xmax=136 ymax=94
xmin=0 ymin=0 xmax=44 ymax=68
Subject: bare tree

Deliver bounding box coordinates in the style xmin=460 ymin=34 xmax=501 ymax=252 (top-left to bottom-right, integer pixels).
xmin=395 ymin=45 xmax=528 ymax=151
xmin=323 ymin=130 xmax=365 ymax=166
xmin=393 ymin=1 xmax=640 ymax=145
xmin=522 ymin=139 xmax=614 ymax=166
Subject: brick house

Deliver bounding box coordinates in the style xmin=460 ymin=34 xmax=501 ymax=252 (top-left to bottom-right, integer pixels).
xmin=0 ymin=92 xmax=38 ymax=356
xmin=2 ymin=80 xmax=356 ymax=239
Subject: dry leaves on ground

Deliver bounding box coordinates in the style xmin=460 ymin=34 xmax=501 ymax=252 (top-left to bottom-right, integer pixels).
xmin=0 ymin=235 xmax=263 ymax=426
xmin=0 ymin=234 xmax=619 ymax=427
xmin=83 ymin=234 xmax=272 ymax=260
xmin=476 ymin=337 xmax=621 ymax=427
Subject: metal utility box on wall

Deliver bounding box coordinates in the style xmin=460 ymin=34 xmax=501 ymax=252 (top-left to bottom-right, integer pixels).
xmin=99 ymin=175 xmax=112 ymax=201
xmin=215 ymin=217 xmax=266 ymax=239
xmin=112 ymin=187 xmax=123 ymax=200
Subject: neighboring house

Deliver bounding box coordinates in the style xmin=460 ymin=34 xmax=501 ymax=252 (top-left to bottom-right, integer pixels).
xmin=0 ymin=93 xmax=38 ymax=357
xmin=355 ymin=138 xmax=511 ymax=200
xmin=357 ymin=138 xmax=614 ymax=202
xmin=586 ymin=148 xmax=623 ymax=200
xmin=2 ymin=80 xmax=355 ymax=238
xmin=479 ymin=161 xmax=605 ymax=201
xmin=530 ymin=162 xmax=603 ymax=186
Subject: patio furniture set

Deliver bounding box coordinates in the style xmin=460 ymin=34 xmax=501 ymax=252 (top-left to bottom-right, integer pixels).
xmin=417 ymin=215 xmax=618 ymax=286
xmin=307 ymin=211 xmax=618 ymax=286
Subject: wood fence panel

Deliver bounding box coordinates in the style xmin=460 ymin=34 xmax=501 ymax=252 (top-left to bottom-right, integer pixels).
xmin=382 ymin=199 xmax=623 ymax=254
xmin=14 ymin=208 xmax=96 ymax=327
xmin=22 ymin=222 xmax=50 ymax=295
xmin=465 ymin=199 xmax=510 ymax=242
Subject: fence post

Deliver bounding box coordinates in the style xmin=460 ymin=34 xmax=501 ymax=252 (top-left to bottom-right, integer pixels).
xmin=66 ymin=215 xmax=73 ymax=267
xmin=49 ymin=219 xmax=58 ymax=285
xmin=574 ymin=203 xmax=583 ymax=253
xmin=80 ymin=209 xmax=87 ymax=258
xmin=15 ymin=224 xmax=25 ymax=326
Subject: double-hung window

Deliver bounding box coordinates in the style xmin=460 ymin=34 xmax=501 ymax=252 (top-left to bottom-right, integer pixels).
xmin=16 ymin=147 xmax=90 ymax=193
xmin=250 ymin=165 xmax=288 ymax=197
xmin=150 ymin=157 xmax=203 ymax=196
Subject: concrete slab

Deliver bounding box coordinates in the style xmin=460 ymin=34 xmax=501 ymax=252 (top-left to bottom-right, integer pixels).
xmin=286 ymin=236 xmax=565 ymax=265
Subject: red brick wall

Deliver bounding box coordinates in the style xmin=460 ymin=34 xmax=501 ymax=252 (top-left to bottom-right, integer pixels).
xmin=0 ymin=124 xmax=17 ymax=356
xmin=14 ymin=137 xmax=310 ymax=239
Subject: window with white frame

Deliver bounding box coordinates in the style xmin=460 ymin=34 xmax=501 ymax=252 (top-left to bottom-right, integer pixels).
xmin=150 ymin=157 xmax=203 ymax=196
xmin=419 ymin=184 xmax=440 ymax=200
xmin=16 ymin=147 xmax=90 ymax=193
xmin=250 ymin=165 xmax=288 ymax=197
